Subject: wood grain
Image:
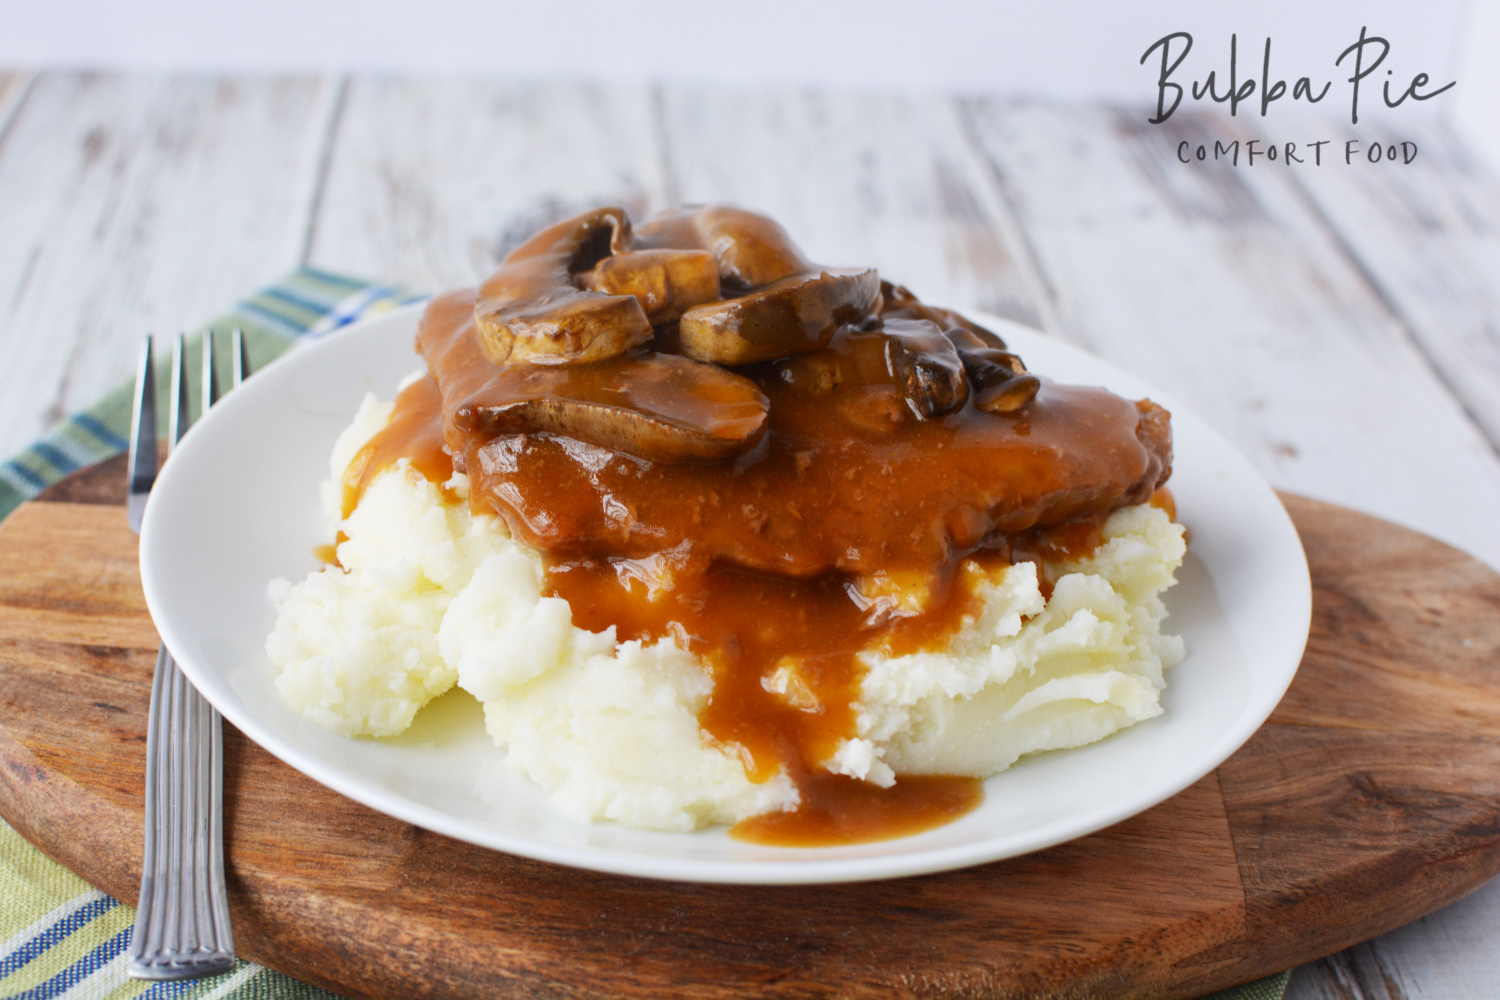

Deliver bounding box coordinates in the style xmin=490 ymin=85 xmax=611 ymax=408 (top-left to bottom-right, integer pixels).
xmin=1288 ymin=879 xmax=1500 ymax=1000
xmin=1284 ymin=118 xmax=1500 ymax=451
xmin=657 ymin=87 xmax=1054 ymax=331
xmin=958 ymin=102 xmax=1500 ymax=572
xmin=0 ymin=71 xmax=35 ymax=144
xmin=3 ymin=463 xmax=1500 ymax=999
xmin=307 ymin=78 xmax=670 ymax=290
xmin=0 ymin=74 xmax=327 ymax=459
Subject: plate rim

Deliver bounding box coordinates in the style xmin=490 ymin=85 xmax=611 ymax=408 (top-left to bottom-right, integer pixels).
xmin=140 ymin=301 xmax=1311 ymax=884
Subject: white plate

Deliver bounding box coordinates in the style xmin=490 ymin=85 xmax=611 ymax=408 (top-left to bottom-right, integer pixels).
xmin=139 ymin=302 xmax=1310 ymax=884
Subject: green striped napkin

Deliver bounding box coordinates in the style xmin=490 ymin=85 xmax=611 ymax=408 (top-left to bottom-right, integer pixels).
xmin=0 ymin=270 xmax=1290 ymax=1000
xmin=0 ymin=269 xmax=419 ymax=522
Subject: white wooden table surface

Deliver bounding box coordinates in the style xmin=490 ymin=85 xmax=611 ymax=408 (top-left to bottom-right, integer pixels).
xmin=1 ymin=71 xmax=1497 ymax=999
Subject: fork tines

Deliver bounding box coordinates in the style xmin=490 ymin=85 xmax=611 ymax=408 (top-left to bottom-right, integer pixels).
xmin=125 ymin=338 xmax=157 ymax=535
xmin=128 ymin=331 xmax=249 ymax=531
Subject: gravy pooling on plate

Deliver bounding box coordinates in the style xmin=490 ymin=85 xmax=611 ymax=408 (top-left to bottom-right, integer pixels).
xmin=336 ymin=205 xmax=1175 ymax=845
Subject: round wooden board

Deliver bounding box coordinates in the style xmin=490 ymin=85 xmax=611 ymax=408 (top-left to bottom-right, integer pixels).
xmin=3 ymin=456 xmax=1500 ymax=1000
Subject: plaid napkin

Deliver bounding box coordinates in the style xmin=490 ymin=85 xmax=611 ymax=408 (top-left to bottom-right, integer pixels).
xmin=0 ymin=270 xmax=418 ymax=523
xmin=0 ymin=271 xmax=1291 ymax=1000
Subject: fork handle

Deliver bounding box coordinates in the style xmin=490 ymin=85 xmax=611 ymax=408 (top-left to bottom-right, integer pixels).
xmin=128 ymin=646 xmax=236 ymax=980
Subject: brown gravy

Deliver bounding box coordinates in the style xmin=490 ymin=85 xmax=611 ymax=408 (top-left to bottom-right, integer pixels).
xmin=341 ymin=250 xmax=1172 ymax=846
xmin=417 ymin=289 xmax=1170 ymax=578
xmin=731 ymin=773 xmax=984 ymax=847
xmin=339 ymin=375 xmax=454 ymax=520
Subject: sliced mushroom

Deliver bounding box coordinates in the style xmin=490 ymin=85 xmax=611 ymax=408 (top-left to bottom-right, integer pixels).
xmin=881 ymin=280 xmax=1007 ymax=349
xmin=577 ymin=249 xmax=721 ymax=323
xmin=457 ymin=352 xmax=769 ymax=463
xmin=940 ymin=325 xmax=994 ymax=353
xmin=773 ymin=350 xmax=845 ymax=393
xmin=882 ymin=318 xmax=969 ymax=419
xmin=473 ymin=207 xmax=652 ymax=366
xmin=974 ymin=373 xmax=1041 ymax=413
xmin=677 ymin=267 xmax=881 ymax=365
xmin=683 ymin=205 xmax=812 ymax=289
xmin=629 ymin=207 xmax=702 ymax=250
xmin=635 ymin=206 xmax=811 ymax=289
xmin=632 ymin=206 xmax=886 ymax=364
xmin=950 ymin=340 xmax=1041 ymax=414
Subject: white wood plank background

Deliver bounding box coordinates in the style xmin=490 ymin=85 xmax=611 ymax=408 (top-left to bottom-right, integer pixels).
xmin=1288 ymin=119 xmax=1500 ymax=448
xmin=1 ymin=72 xmax=1497 ymax=999
xmin=655 ymin=87 xmax=1055 ymax=332
xmin=961 ymin=101 xmax=1500 ymax=571
xmin=308 ymin=78 xmax=669 ymax=290
xmin=0 ymin=74 xmax=330 ymax=456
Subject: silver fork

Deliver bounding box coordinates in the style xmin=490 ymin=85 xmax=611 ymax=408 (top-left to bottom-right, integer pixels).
xmin=125 ymin=330 xmax=246 ymax=981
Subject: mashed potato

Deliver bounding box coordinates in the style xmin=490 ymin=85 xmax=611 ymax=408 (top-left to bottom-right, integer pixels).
xmin=267 ymin=391 xmax=1186 ymax=832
